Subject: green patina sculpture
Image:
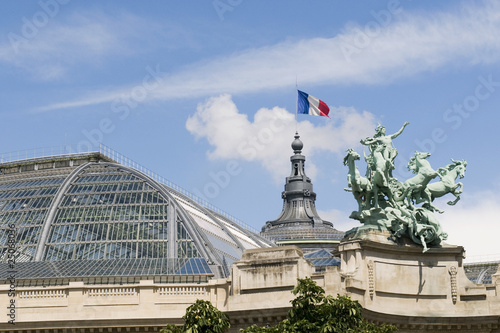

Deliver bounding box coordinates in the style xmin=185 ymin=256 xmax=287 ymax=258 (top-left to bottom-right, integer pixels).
xmin=344 ymin=122 xmax=466 ymax=252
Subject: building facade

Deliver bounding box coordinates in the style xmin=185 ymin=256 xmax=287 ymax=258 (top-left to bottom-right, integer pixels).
xmin=1 ymin=144 xmax=499 ymax=332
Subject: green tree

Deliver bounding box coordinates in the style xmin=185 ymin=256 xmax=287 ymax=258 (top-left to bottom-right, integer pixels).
xmin=161 ymin=299 xmax=230 ymax=333
xmin=160 ymin=324 xmax=183 ymax=333
xmin=241 ymin=278 xmax=397 ymax=333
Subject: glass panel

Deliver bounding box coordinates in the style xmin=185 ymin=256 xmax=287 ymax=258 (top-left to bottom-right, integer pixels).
xmin=204 ymin=233 xmax=240 ymax=260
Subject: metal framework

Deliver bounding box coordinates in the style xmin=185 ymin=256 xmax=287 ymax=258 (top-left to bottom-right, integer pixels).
xmin=0 ymin=151 xmax=272 ymax=283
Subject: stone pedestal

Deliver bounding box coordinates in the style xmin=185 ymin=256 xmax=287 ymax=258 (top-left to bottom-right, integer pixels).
xmin=229 ymin=246 xmax=314 ymax=312
xmin=337 ymin=230 xmax=500 ymax=331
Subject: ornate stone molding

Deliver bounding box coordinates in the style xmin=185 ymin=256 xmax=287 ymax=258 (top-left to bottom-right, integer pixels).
xmin=368 ymin=260 xmax=375 ymax=299
xmin=449 ymin=266 xmax=458 ymax=304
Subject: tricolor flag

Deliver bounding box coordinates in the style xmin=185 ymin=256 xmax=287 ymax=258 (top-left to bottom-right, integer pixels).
xmin=297 ymin=90 xmax=330 ymax=117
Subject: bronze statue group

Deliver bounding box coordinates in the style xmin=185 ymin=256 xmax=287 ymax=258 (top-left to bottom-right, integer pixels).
xmin=344 ymin=122 xmax=466 ymax=252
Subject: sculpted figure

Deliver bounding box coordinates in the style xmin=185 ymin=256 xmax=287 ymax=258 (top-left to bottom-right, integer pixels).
xmin=361 ymin=121 xmax=409 ymax=173
xmin=344 ymin=121 xmax=465 ymax=253
xmin=412 ymin=208 xmax=448 ymax=252
xmin=389 ymin=207 xmax=446 ymax=253
xmin=369 ymin=144 xmax=397 ymax=209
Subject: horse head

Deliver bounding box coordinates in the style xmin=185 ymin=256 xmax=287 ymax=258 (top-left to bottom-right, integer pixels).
xmin=451 ymin=159 xmax=467 ymax=179
xmin=414 ymin=151 xmax=431 ymax=160
xmin=343 ymin=148 xmax=360 ymax=165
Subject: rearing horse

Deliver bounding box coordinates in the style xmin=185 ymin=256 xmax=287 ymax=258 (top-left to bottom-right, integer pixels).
xmin=396 ymin=151 xmax=440 ymax=211
xmin=343 ymin=149 xmax=372 ymax=211
xmin=424 ymin=159 xmax=466 ymax=206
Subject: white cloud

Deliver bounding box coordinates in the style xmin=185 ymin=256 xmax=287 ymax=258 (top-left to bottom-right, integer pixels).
xmin=36 ymin=0 xmax=500 ymax=111
xmin=317 ymin=208 xmax=358 ymax=233
xmin=186 ymin=94 xmax=376 ymax=182
xmin=439 ymin=190 xmax=500 ymax=261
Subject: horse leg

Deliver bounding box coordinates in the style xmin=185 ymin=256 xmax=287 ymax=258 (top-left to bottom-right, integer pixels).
xmin=447 ymin=183 xmax=463 ymax=205
xmin=365 ymin=191 xmax=372 ymax=209
xmin=354 ymin=191 xmax=363 ymax=211
xmin=447 ymin=193 xmax=461 ymax=206
xmin=403 ymin=187 xmax=414 ymax=209
xmin=427 ymin=202 xmax=444 ymax=213
xmin=385 ymin=187 xmax=398 ymax=209
xmin=419 ymin=189 xmax=444 ymax=213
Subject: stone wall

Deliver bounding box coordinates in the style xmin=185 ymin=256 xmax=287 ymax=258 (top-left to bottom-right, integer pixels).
xmin=1 ymin=243 xmax=499 ymax=332
xmin=338 ymin=231 xmax=500 ymax=331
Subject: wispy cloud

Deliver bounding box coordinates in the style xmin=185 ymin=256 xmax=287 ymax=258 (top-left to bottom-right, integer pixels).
xmin=0 ymin=11 xmax=167 ymax=81
xmin=35 ymin=1 xmax=500 ymax=111
xmin=186 ymin=94 xmax=376 ymax=182
xmin=1 ymin=14 xmax=115 ymax=80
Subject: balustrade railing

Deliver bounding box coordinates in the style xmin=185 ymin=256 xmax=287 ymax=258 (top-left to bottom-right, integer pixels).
xmin=157 ymin=286 xmax=207 ymax=297
xmin=18 ymin=289 xmax=67 ymax=299
xmin=87 ymin=287 xmax=137 ymax=297
xmin=13 ymin=283 xmax=210 ymax=301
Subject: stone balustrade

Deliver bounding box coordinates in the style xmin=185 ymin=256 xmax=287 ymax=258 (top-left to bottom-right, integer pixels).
xmin=18 ymin=289 xmax=67 ymax=300
xmin=157 ymin=286 xmax=207 ymax=297
xmin=87 ymin=287 xmax=137 ymax=297
xmin=0 ymin=279 xmax=228 ymax=327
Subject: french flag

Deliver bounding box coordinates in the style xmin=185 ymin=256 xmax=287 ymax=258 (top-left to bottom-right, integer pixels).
xmin=297 ymin=90 xmax=330 ymax=117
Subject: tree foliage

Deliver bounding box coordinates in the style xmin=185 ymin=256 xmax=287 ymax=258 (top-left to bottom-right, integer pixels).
xmin=241 ymin=278 xmax=397 ymax=333
xmin=162 ymin=278 xmax=396 ymax=333
xmin=161 ymin=299 xmax=230 ymax=333
xmin=160 ymin=324 xmax=183 ymax=333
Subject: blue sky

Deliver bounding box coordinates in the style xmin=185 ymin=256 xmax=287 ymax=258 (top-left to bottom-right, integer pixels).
xmin=1 ymin=0 xmax=500 ymax=260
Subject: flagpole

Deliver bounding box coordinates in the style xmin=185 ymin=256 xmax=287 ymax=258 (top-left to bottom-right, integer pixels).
xmin=295 ymin=78 xmax=298 ymax=133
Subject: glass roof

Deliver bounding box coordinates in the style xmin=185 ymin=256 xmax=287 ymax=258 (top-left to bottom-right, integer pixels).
xmin=0 ymin=153 xmax=271 ymax=281
xmin=43 ymin=165 xmax=173 ymax=262
xmin=0 ymin=258 xmax=213 ymax=279
xmin=304 ymin=249 xmax=341 ymax=267
xmin=0 ymin=167 xmax=71 ymax=263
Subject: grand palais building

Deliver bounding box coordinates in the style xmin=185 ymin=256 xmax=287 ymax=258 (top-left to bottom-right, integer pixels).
xmin=1 ymin=136 xmax=500 ymax=332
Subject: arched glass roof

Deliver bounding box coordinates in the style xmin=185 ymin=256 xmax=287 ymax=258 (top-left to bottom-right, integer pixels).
xmin=0 ymin=151 xmax=272 ymax=283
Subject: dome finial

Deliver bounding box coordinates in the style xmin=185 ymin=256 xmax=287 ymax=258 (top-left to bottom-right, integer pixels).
xmin=291 ymin=132 xmax=303 ymax=154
